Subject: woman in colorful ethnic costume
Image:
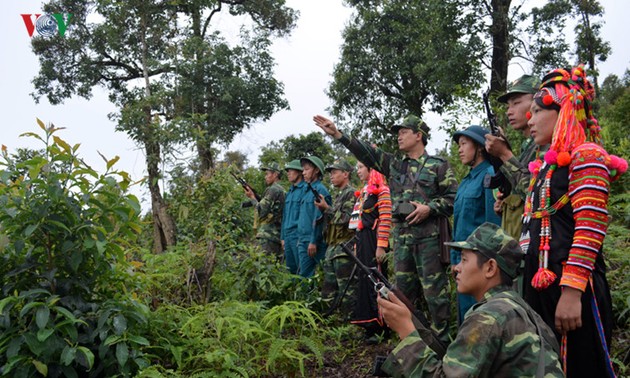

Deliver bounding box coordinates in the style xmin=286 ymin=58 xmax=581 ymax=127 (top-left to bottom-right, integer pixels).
xmin=350 ymin=162 xmax=392 ymax=343
xmin=521 ymin=65 xmax=627 ymax=377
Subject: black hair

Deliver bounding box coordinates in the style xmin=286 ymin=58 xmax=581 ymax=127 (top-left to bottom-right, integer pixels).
xmin=472 ymin=250 xmax=514 ymax=287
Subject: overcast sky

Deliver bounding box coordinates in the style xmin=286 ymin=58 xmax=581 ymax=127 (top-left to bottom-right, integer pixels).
xmin=1 ymin=0 xmax=628 ymax=208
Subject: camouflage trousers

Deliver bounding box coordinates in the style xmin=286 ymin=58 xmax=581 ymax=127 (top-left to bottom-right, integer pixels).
xmin=321 ymin=245 xmax=357 ymax=317
xmin=257 ymin=237 xmax=282 ymax=262
xmin=394 ymin=235 xmax=451 ymax=343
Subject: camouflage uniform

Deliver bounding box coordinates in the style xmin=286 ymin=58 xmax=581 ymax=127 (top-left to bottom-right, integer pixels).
xmin=498 ymin=137 xmax=547 ymax=240
xmin=383 ymin=223 xmax=563 ymax=378
xmin=496 ymin=75 xmax=543 ymax=241
xmin=254 ymin=181 xmax=285 ymax=259
xmin=337 ymin=118 xmax=457 ymax=342
xmin=321 ymin=168 xmax=357 ymax=315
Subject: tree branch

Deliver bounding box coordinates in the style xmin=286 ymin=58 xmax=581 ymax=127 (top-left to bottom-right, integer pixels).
xmin=202 ymin=3 xmax=222 ymax=38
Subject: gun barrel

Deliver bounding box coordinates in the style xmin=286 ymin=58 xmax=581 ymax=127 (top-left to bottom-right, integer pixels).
xmin=340 ymin=239 xmax=447 ymax=358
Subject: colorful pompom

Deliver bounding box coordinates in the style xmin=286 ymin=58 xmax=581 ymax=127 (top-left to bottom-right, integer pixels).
xmin=544 ymin=149 xmax=558 ymax=165
xmin=543 ymin=95 xmax=554 ymax=106
xmin=531 ymin=268 xmax=557 ymax=291
xmin=528 ymin=160 xmax=542 ymax=174
xmin=354 ymin=190 xmax=361 ymax=198
xmin=526 ymin=111 xmax=532 ymax=120
xmin=557 ymin=151 xmax=572 ymax=167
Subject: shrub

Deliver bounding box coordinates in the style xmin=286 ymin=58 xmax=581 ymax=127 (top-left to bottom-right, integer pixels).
xmin=0 ymin=121 xmax=148 ymax=377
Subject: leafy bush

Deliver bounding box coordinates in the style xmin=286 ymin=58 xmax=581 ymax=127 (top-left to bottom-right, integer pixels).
xmin=0 ymin=121 xmax=149 ymax=377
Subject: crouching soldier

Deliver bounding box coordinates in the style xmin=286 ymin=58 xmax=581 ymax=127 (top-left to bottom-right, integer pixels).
xmin=378 ymin=222 xmax=563 ymax=377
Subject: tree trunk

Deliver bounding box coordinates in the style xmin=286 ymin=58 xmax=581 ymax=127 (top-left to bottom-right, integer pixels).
xmin=140 ymin=11 xmax=177 ymax=253
xmin=490 ymin=0 xmax=511 ymax=94
xmin=197 ymin=141 xmax=214 ymax=173
xmin=146 ymin=135 xmax=177 ymax=253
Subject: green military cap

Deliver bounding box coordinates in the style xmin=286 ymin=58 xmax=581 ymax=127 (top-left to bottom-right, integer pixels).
xmin=391 ymin=114 xmax=430 ymax=138
xmin=497 ymin=74 xmax=541 ymax=103
xmin=325 ymin=158 xmax=354 ymax=172
xmin=445 ymin=222 xmax=523 ymax=279
xmin=261 ymin=162 xmax=281 ymax=173
xmin=284 ymin=159 xmax=303 ymax=171
xmin=300 ymin=156 xmax=325 ymax=173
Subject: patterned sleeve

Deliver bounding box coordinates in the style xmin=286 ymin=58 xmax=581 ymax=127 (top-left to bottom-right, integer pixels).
xmin=256 ymin=188 xmax=275 ymax=220
xmin=338 ymin=133 xmax=392 ymax=177
xmin=560 ymin=145 xmax=611 ymax=291
xmin=376 ymin=186 xmax=392 ymax=248
xmin=427 ymin=159 xmax=457 ymax=218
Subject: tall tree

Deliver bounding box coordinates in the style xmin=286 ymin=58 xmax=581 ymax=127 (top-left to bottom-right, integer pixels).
xmin=30 ymin=0 xmax=296 ymax=252
xmin=328 ymin=0 xmax=485 ymax=142
xmin=526 ymin=0 xmax=610 ymax=91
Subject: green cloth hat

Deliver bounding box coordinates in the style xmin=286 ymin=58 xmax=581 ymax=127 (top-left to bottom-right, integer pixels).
xmin=445 ymin=222 xmax=523 ymax=279
xmin=391 ymin=114 xmax=430 ymax=138
xmin=300 ymin=156 xmax=325 ymax=174
xmin=497 ymin=74 xmax=541 ymax=103
xmin=284 ymin=159 xmax=303 ymax=171
xmin=261 ymin=162 xmax=281 ymax=173
xmin=325 ymin=158 xmax=354 ymax=172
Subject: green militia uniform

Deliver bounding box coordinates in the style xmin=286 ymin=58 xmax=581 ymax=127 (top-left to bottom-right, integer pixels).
xmin=382 ymin=287 xmax=564 ymax=377
xmin=253 ymin=182 xmax=285 ymax=259
xmin=321 ymin=184 xmax=357 ymax=315
xmin=337 ymin=134 xmax=457 ymax=342
xmin=498 ymin=137 xmax=547 ymax=240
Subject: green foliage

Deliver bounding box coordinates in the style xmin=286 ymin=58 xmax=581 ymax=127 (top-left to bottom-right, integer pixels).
xmin=140 ymin=301 xmax=325 ymax=377
xmin=527 ymin=0 xmax=610 ymax=78
xmin=329 ymin=0 xmax=485 ymax=142
xmin=259 ymin=132 xmax=337 ymax=168
xmin=0 ymin=121 xmax=148 ymax=376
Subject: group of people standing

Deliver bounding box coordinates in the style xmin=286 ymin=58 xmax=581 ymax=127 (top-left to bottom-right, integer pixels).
xmin=241 ymin=63 xmax=626 ymax=377
xmin=243 ymin=153 xmax=393 ymax=342
xmin=313 ymin=64 xmax=626 ymax=377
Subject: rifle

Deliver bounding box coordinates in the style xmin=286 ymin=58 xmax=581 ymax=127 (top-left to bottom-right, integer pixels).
xmin=306 ymin=182 xmax=322 ymax=203
xmin=230 ymin=172 xmax=261 ymax=202
xmin=341 ymin=238 xmax=447 ymax=359
xmin=482 ymin=88 xmax=512 ymax=197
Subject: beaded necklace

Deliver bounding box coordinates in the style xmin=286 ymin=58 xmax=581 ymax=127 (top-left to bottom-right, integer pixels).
xmin=524 ymin=155 xmax=570 ymax=291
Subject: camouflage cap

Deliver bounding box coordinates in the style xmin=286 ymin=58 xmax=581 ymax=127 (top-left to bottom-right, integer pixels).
xmin=284 ymin=159 xmax=303 ymax=171
xmin=391 ymin=115 xmax=430 ymax=138
xmin=445 ymin=222 xmax=523 ymax=279
xmin=300 ymin=156 xmax=325 ymax=174
xmin=261 ymin=162 xmax=281 ymax=173
xmin=497 ymin=74 xmax=541 ymax=103
xmin=325 ymin=158 xmax=354 ymax=172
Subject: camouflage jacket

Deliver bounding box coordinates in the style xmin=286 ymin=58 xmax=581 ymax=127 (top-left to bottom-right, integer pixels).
xmin=338 ymin=134 xmax=457 ymax=241
xmin=499 ymin=137 xmax=548 ymax=200
xmin=323 ymin=184 xmax=356 ymax=251
xmin=382 ymin=287 xmax=563 ymax=378
xmin=254 ymin=182 xmax=285 ymax=243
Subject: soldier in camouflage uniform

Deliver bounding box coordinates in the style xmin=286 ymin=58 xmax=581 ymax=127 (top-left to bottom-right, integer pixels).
xmin=485 ymin=74 xmax=543 ymax=240
xmin=378 ymin=222 xmax=563 ymax=377
xmin=316 ymin=159 xmax=357 ymax=316
xmin=314 ymin=114 xmax=457 ymax=343
xmin=244 ymin=163 xmax=285 ymax=261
